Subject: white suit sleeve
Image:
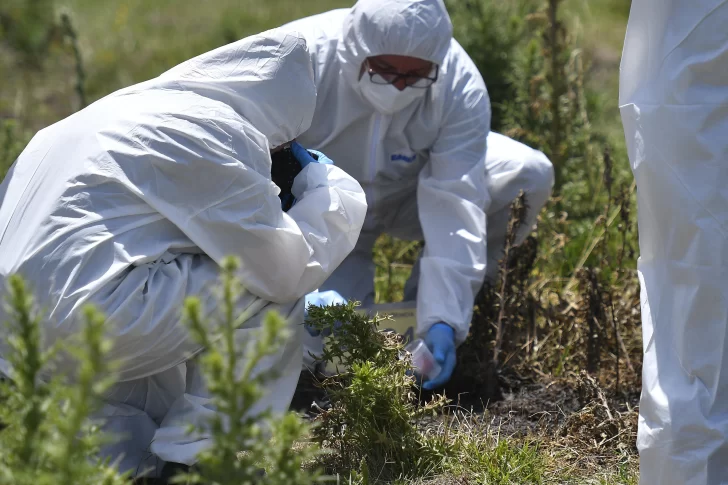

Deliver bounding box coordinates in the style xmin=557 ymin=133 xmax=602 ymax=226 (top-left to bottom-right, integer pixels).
xmin=125 ymin=116 xmax=366 ymax=304
xmin=416 ymin=84 xmax=490 ymax=345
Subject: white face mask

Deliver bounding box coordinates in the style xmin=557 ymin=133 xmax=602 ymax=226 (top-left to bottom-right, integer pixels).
xmin=358 ymin=76 xmax=427 ymax=115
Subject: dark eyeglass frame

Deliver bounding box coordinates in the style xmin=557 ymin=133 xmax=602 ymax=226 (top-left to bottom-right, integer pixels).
xmin=364 ymin=60 xmax=439 ymax=89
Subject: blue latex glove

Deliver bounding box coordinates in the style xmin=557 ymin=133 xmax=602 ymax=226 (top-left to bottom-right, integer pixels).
xmin=282 ymin=142 xmax=333 ymax=211
xmin=304 ymin=290 xmax=347 ymax=337
xmin=422 ymin=323 xmax=456 ymax=390
xmin=280 ymin=193 xmax=297 ymax=211
xmin=291 ymin=141 xmax=334 ymax=168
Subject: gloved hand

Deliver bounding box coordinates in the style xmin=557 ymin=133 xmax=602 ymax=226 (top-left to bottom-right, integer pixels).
xmin=280 ymin=193 xmax=297 ymax=211
xmin=304 ymin=290 xmax=347 ymax=337
xmin=291 ymin=141 xmax=334 ymax=168
xmin=280 ymin=143 xmax=333 ymax=212
xmin=422 ymin=322 xmax=456 ymax=390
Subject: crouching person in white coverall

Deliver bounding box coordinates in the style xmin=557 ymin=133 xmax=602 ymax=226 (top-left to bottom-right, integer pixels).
xmin=283 ymin=0 xmax=555 ymax=389
xmin=620 ymin=2 xmax=728 ymax=484
xmin=0 ymin=29 xmax=366 ymax=478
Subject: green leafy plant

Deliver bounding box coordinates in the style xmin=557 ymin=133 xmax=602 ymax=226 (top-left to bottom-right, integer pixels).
xmin=373 ymin=235 xmax=421 ymax=304
xmin=0 ymin=275 xmax=128 ymax=485
xmin=0 ymin=260 xmax=325 ymax=485
xmin=172 ymin=256 xmax=322 ymax=485
xmin=304 ymin=301 xmax=449 ymax=481
xmin=303 ymin=300 xmax=550 ymax=484
xmin=446 ymin=0 xmax=540 ymax=134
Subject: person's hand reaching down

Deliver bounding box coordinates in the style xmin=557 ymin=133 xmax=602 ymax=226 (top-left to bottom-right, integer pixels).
xmin=304 ymin=290 xmax=347 ymax=337
xmin=422 ymin=322 xmax=456 ymax=390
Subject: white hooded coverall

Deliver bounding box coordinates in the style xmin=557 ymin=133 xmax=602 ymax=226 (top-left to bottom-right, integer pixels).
xmin=281 ymin=0 xmax=554 ymax=359
xmin=0 ymin=29 xmax=366 ymax=476
xmin=620 ymin=1 xmax=728 ymax=484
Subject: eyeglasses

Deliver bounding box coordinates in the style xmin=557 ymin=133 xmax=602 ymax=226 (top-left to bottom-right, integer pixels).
xmin=365 ymin=61 xmax=439 ymax=89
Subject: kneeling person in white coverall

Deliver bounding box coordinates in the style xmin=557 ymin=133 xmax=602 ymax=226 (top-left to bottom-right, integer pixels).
xmin=284 ymin=0 xmax=555 ymax=389
xmin=0 ymin=30 xmax=366 ymax=478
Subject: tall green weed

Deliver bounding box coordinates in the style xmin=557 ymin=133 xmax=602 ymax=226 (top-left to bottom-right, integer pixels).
xmin=174 ymin=257 xmax=321 ymax=485
xmin=0 ymin=275 xmax=128 ymax=485
xmin=0 ymin=258 xmax=323 ymax=485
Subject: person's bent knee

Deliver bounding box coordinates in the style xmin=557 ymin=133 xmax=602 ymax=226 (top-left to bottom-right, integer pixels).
xmin=509 ymin=150 xmax=554 ymax=247
xmin=523 ymin=149 xmax=555 ymax=198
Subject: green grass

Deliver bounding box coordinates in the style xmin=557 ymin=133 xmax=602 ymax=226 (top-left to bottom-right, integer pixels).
xmin=1 ymin=0 xmax=354 ymax=134
xmin=61 ymin=0 xmax=352 ymax=96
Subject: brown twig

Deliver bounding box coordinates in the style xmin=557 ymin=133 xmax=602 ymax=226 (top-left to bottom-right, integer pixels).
xmin=493 ymin=191 xmax=528 ymax=367
xmin=60 ymin=13 xmax=87 ymax=109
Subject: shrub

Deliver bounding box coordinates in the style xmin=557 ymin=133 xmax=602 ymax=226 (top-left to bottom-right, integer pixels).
xmin=304 ymin=299 xmax=548 ymax=484
xmin=0 ymin=275 xmax=129 ymax=485
xmin=0 ymin=259 xmax=323 ymax=485
xmin=446 ymin=0 xmax=540 ymax=135
xmin=174 ymin=256 xmax=321 ymax=485
xmin=304 ymin=301 xmax=447 ymax=481
xmin=0 ymin=0 xmax=58 ymax=68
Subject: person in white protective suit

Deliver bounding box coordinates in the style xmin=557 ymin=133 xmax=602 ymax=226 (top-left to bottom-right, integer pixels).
xmin=281 ymin=0 xmax=555 ymax=389
xmin=0 ymin=29 xmax=366 ymax=478
xmin=620 ymin=2 xmax=728 ymax=484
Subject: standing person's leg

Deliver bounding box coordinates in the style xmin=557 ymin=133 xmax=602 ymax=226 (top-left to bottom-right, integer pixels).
xmin=403 ymin=132 xmax=554 ymax=298
xmin=620 ymin=3 xmax=728 ymax=484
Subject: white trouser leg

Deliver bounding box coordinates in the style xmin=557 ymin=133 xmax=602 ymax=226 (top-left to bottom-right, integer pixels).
xmin=88 ymin=252 xmax=303 ymax=475
xmin=403 ymin=132 xmax=554 ymax=299
xmin=620 ymin=3 xmax=728 ymax=482
xmin=150 ymin=298 xmax=304 ymax=466
xmin=95 ymin=364 xmax=187 ymax=478
xmin=480 ymin=132 xmax=554 ymax=281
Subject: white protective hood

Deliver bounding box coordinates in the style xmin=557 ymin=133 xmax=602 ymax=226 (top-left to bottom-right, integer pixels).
xmin=0 ymin=27 xmax=366 ymax=382
xmin=620 ymin=1 xmax=728 ymax=484
xmin=152 ymin=30 xmax=316 ymax=149
xmin=336 ymin=0 xmax=453 ymax=89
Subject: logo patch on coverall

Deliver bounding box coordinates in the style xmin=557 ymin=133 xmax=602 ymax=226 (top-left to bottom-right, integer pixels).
xmin=391 ymin=153 xmax=417 ymax=163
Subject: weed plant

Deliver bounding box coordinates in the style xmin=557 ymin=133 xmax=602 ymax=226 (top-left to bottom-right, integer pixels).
xmin=172 ymin=257 xmax=321 ymax=485
xmin=0 ymin=260 xmax=324 ymax=485
xmin=304 ymin=301 xmax=547 ymax=484
xmin=0 ymin=275 xmax=129 ymax=485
